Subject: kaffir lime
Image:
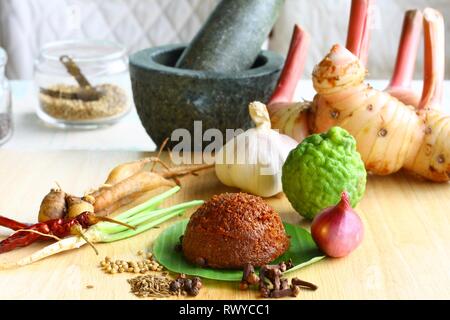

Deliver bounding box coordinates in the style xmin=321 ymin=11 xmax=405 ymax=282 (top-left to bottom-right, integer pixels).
xmin=282 ymin=127 xmax=366 ymax=219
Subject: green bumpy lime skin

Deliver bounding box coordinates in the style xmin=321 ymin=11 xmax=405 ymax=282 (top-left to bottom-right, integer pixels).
xmin=282 ymin=127 xmax=367 ymax=219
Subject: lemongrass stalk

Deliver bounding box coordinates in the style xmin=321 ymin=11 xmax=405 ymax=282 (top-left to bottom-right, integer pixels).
xmin=105 ymin=186 xmax=180 ymax=224
xmin=97 ymin=200 xmax=203 ymax=233
xmin=419 ymin=8 xmax=445 ymax=110
xmin=125 ymin=200 xmax=203 ymax=226
xmin=100 ymin=209 xmax=186 ymax=243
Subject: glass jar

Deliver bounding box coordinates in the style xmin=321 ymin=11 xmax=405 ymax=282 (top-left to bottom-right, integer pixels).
xmin=34 ymin=40 xmax=131 ymax=129
xmin=0 ymin=47 xmax=12 ymax=146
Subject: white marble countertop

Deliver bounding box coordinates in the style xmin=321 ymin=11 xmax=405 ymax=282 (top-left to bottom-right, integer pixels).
xmin=2 ymin=79 xmax=449 ymax=151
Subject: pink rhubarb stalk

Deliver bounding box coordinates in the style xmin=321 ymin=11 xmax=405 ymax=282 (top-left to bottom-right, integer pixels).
xmin=419 ymin=8 xmax=445 ymax=110
xmin=345 ymin=0 xmax=374 ymax=66
xmin=269 ymin=25 xmax=310 ymax=105
xmin=385 ymin=10 xmax=423 ymax=107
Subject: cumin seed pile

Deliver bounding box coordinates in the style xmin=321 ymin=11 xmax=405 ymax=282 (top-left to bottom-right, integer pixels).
xmin=128 ymin=273 xmax=176 ymax=298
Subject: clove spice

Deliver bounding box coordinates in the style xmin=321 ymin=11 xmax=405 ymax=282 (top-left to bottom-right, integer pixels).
xmin=240 ymin=260 xmax=317 ymax=299
xmin=291 ymin=277 xmax=318 ymax=291
xmin=240 ymin=263 xmax=260 ymax=290
xmin=169 ymin=274 xmax=203 ymax=297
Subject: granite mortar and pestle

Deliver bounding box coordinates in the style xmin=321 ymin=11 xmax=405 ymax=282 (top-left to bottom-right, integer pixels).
xmin=130 ymin=0 xmax=285 ymax=149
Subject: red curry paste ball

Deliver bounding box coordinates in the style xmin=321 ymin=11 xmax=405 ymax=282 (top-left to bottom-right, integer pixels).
xmin=182 ymin=193 xmax=290 ymax=269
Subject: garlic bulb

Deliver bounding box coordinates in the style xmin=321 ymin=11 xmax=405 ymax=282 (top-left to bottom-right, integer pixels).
xmin=215 ymin=101 xmax=298 ymax=197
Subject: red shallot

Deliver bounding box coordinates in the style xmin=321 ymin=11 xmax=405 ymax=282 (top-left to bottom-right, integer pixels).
xmin=311 ymin=192 xmax=364 ymax=258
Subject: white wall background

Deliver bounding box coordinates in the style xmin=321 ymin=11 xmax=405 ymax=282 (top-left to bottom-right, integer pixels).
xmin=271 ymin=0 xmax=450 ymax=79
xmin=0 ymin=0 xmax=219 ymax=79
xmin=0 ymin=0 xmax=449 ymax=79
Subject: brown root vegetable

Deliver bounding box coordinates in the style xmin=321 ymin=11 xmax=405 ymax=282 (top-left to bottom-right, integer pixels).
xmin=93 ymin=162 xmax=213 ymax=215
xmin=35 ymin=158 xmax=213 ymax=221
xmin=161 ymin=163 xmax=213 ymax=179
xmin=66 ymin=195 xmax=94 ymax=219
xmin=38 ymin=188 xmax=67 ymax=222
xmin=94 ymin=191 xmax=147 ymax=217
xmin=102 ymin=139 xmax=170 ymax=187
xmin=103 ymin=158 xmax=152 ymax=185
xmin=93 ymin=171 xmax=176 ymax=213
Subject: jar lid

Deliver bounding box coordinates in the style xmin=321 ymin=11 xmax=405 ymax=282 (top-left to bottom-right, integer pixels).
xmin=39 ymin=40 xmax=126 ymax=63
xmin=0 ymin=47 xmax=7 ymax=66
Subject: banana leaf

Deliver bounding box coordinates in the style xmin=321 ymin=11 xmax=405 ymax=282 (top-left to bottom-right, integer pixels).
xmin=153 ymin=219 xmax=325 ymax=281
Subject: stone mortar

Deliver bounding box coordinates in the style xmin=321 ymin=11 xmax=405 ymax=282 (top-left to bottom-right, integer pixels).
xmin=129 ymin=44 xmax=283 ymax=149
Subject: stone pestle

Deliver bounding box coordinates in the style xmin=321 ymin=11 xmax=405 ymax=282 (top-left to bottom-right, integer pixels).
xmin=175 ymin=0 xmax=285 ymax=72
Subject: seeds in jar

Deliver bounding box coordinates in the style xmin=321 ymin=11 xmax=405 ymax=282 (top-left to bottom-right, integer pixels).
xmin=39 ymin=84 xmax=128 ymax=120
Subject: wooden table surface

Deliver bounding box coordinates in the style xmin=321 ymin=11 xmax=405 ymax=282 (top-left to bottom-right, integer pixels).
xmin=0 ymin=150 xmax=449 ymax=300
